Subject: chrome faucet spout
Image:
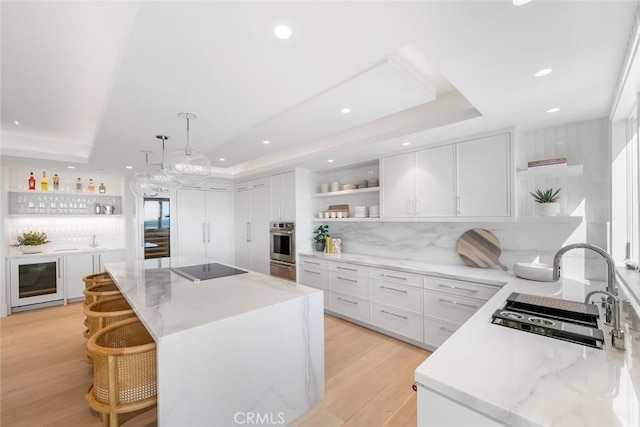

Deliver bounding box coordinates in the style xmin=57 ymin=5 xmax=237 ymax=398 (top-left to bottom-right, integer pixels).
xmin=551 ymin=243 xmax=617 ymax=295
xmin=585 ymin=290 xmax=625 ymax=350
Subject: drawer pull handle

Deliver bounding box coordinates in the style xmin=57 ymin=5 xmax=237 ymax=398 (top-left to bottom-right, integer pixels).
xmin=380 ymin=309 xmax=408 ymax=320
xmin=337 ymin=276 xmax=358 ymax=283
xmin=380 ymin=274 xmax=407 ymax=281
xmin=304 ymin=261 xmax=320 ymax=265
xmin=439 ymin=326 xmax=457 ymax=334
xmin=438 ymin=283 xmax=477 ymax=293
xmin=304 ymin=270 xmax=320 ymax=275
xmin=438 ymin=298 xmax=478 ymax=310
xmin=336 ymin=266 xmax=357 ymax=272
xmin=337 ymin=297 xmax=358 ymax=305
xmin=381 ymin=286 xmax=408 ymax=294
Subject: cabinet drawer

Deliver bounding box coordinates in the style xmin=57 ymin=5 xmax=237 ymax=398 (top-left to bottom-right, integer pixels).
xmin=423 ymin=276 xmax=500 ymax=301
xmin=370 ymin=267 xmax=422 ymax=288
xmin=299 ymin=256 xmax=330 ymax=270
xmin=331 ymin=292 xmax=370 ymax=323
xmin=299 ymin=268 xmax=330 ymax=290
xmin=423 ymin=290 xmax=484 ymax=324
xmin=330 ymin=272 xmax=369 ymax=299
xmin=370 ymin=279 xmax=422 ymax=314
xmin=330 ymin=262 xmax=369 ymax=277
xmin=371 ymin=302 xmax=423 ymax=342
xmin=423 ymin=316 xmax=461 ymax=348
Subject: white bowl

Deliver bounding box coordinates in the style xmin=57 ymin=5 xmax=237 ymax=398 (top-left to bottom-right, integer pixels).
xmin=513 ymin=262 xmax=555 ymax=282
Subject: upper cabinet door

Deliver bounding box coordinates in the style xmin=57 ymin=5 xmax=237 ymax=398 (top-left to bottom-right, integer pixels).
xmin=270 ymin=171 xmax=295 ymax=222
xmin=415 ymin=145 xmax=456 ymax=217
xmin=381 ymin=152 xmax=416 ymax=218
xmin=457 ymin=133 xmax=510 ymax=217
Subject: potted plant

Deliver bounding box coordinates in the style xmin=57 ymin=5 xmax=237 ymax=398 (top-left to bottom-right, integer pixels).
xmin=11 ymin=231 xmax=50 ymax=254
xmin=530 ymin=188 xmax=561 ymax=216
xmin=313 ymin=224 xmax=329 ymax=252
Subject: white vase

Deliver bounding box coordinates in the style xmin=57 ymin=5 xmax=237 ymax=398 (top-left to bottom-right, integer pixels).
xmin=536 ymin=202 xmax=560 ymax=217
xmin=20 ymin=245 xmax=46 ymax=254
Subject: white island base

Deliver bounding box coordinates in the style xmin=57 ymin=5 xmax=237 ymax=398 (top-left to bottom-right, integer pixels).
xmin=106 ymin=259 xmax=324 ymax=426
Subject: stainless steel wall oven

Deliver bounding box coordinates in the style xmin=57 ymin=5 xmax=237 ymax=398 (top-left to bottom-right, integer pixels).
xmin=269 ymin=222 xmax=296 ymax=281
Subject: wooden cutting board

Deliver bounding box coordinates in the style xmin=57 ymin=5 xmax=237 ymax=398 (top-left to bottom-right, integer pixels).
xmin=457 ymin=228 xmax=508 ymax=271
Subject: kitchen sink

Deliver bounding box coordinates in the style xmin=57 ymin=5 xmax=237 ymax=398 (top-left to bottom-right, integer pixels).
xmin=491 ymin=292 xmax=605 ymax=349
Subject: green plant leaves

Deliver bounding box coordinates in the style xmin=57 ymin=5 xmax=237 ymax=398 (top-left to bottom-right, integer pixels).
xmin=530 ymin=188 xmax=561 ymax=203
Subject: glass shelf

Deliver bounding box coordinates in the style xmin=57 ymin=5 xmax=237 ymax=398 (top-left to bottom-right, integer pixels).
xmin=7 ymin=191 xmax=123 ymax=216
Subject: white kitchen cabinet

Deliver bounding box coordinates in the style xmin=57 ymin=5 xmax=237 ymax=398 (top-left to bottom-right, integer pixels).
xmin=176 ymin=183 xmax=234 ymax=265
xmin=381 ymin=131 xmax=512 ymax=220
xmin=415 ymin=145 xmax=456 ymax=217
xmin=457 ymin=133 xmax=510 ymax=217
xmin=370 ymin=302 xmax=423 ymax=342
xmin=380 ymin=152 xmax=415 ymax=218
xmin=417 ymin=384 xmax=504 ymax=427
xmin=64 ymin=249 xmax=125 ymax=301
xmin=270 ymin=171 xmax=295 ymax=221
xmin=298 ymin=255 xmax=330 ymax=308
xmin=234 ymin=177 xmax=270 ymax=274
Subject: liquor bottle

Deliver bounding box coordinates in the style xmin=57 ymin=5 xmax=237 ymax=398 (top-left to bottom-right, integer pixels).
xmin=98 ymin=183 xmax=106 ymax=194
xmin=88 ymin=179 xmax=96 ymax=193
xmin=40 ymin=171 xmax=48 ymax=191
xmin=28 ymin=172 xmax=36 ymax=190
xmin=76 ymin=177 xmax=83 ymax=192
xmin=52 ymin=174 xmax=60 ymax=190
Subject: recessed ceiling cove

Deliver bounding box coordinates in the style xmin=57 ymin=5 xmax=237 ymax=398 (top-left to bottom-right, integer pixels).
xmin=218 ymin=44 xmax=480 ymax=174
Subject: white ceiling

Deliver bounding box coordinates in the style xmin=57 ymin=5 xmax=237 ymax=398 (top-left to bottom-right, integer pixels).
xmin=1 ymin=1 xmax=637 ymax=178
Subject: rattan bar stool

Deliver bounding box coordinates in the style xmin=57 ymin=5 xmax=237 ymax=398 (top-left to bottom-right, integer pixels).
xmin=86 ymin=317 xmax=157 ymax=427
xmin=84 ymin=296 xmax=136 ymax=363
xmin=83 ymin=282 xmax=121 ymax=307
xmin=83 ymin=272 xmax=114 ymax=290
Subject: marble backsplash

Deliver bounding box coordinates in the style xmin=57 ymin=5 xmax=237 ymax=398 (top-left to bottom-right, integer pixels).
xmin=324 ymin=221 xmax=610 ymax=281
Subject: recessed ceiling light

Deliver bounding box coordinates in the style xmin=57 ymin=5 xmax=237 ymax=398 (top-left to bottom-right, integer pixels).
xmin=219 ymin=158 xmax=226 ymax=162
xmin=534 ymin=68 xmax=552 ymax=77
xmin=402 ymin=141 xmax=411 ymax=146
xmin=327 ymin=159 xmax=334 ymax=163
xmin=340 ymin=108 xmax=351 ymax=114
xmin=262 ymin=140 xmax=270 ymax=144
xmin=13 ymin=120 xmax=20 ymax=126
xmin=125 ymin=166 xmax=133 ymax=169
xmin=67 ymin=166 xmax=76 ymax=169
xmin=274 ymin=25 xmax=292 ymax=39
xmin=513 ymin=0 xmax=532 ymax=5
xmin=546 ymin=107 xmax=560 ymax=113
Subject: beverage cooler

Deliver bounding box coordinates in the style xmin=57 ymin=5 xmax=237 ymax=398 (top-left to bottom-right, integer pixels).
xmin=10 ymin=255 xmax=63 ymax=312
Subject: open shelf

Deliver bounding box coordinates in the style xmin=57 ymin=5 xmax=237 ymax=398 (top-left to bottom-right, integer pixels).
xmin=516 ymin=216 xmax=583 ymax=225
xmin=311 ymin=187 xmax=379 ymax=198
xmin=516 ymin=164 xmax=583 ymax=178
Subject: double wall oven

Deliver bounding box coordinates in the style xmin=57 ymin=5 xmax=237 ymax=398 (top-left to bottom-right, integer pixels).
xmin=269 ymin=222 xmax=296 ymax=281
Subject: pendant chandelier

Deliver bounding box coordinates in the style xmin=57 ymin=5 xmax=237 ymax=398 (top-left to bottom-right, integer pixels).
xmin=166 ymin=112 xmax=212 ymax=185
xmin=129 ymin=150 xmax=156 ymax=198
xmin=130 ymin=136 xmax=179 ymax=198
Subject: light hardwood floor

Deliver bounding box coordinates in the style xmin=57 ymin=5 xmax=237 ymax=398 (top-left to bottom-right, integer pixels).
xmin=0 ymin=303 xmax=430 ymax=426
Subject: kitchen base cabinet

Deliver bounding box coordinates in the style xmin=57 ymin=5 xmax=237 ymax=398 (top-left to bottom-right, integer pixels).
xmin=423 ymin=316 xmax=460 ymax=349
xmin=64 ymin=249 xmax=125 ymax=301
xmin=417 ymin=384 xmax=504 ymax=427
xmin=298 ymin=256 xmax=330 ymax=308
xmin=371 ymin=302 xmax=423 ymax=342
xmin=331 ymin=292 xmax=370 ymax=323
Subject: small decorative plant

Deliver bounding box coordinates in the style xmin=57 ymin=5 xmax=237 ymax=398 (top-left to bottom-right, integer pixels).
xmin=11 ymin=231 xmax=50 ymax=247
xmin=530 ymin=188 xmax=561 ymax=204
xmin=313 ymin=224 xmax=329 ymax=251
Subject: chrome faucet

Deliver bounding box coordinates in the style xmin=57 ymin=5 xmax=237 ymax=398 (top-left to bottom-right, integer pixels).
xmin=552 ymin=243 xmax=617 ymax=296
xmin=585 ymin=290 xmax=625 ymax=350
xmin=90 ymin=234 xmax=98 ymax=248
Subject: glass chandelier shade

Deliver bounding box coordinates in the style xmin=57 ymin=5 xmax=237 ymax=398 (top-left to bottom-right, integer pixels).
xmin=130 ymin=150 xmax=156 ymax=198
xmin=129 ymin=138 xmax=179 ymax=198
xmin=166 ymin=112 xmax=212 ymax=185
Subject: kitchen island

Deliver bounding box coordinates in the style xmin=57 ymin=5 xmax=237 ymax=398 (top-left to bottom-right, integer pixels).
xmin=105 ymin=258 xmax=324 ymax=426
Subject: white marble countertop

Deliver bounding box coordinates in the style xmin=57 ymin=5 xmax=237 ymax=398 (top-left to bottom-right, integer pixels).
xmin=105 ymin=257 xmax=321 ymax=341
xmin=7 ymin=245 xmax=124 ymax=258
xmin=299 ymin=251 xmax=509 ymax=286
xmin=301 ymin=251 xmax=639 ymax=426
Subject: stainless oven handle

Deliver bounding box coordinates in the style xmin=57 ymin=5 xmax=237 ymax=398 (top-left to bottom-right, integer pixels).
xmin=270 ymin=260 xmax=295 ymax=269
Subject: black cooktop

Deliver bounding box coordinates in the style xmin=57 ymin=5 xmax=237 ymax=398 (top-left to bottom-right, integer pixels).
xmin=170 ymin=263 xmax=247 ymax=283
